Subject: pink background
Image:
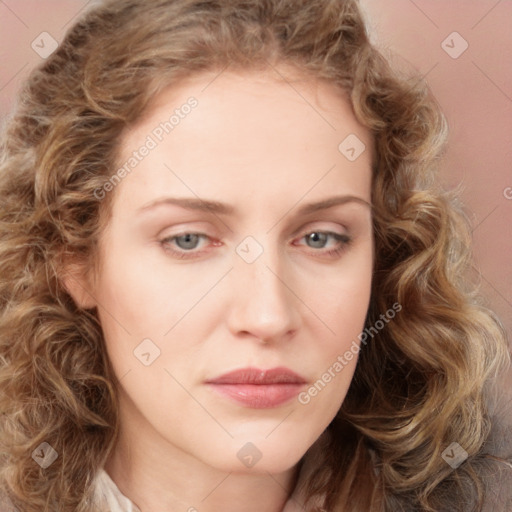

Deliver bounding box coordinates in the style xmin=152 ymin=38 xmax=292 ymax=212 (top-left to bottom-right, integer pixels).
xmin=1 ymin=1 xmax=511 ymax=337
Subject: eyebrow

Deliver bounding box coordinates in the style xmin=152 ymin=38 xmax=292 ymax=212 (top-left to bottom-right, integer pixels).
xmin=137 ymin=194 xmax=371 ymax=216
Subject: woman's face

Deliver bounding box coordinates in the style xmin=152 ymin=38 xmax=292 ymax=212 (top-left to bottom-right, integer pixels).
xmin=74 ymin=67 xmax=374 ymax=474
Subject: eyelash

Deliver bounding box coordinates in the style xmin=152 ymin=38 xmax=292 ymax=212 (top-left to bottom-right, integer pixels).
xmin=159 ymin=230 xmax=352 ymax=260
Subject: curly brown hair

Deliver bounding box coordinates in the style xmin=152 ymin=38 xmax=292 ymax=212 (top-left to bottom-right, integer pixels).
xmin=0 ymin=0 xmax=510 ymax=511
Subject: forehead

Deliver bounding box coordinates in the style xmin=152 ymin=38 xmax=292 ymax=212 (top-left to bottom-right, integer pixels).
xmin=112 ymin=66 xmax=373 ymax=213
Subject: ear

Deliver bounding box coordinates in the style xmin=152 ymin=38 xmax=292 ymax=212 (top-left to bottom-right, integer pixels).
xmin=60 ymin=257 xmax=97 ymax=310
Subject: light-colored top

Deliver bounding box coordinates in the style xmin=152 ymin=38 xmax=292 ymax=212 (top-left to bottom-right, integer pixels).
xmin=93 ymin=468 xmax=143 ymax=512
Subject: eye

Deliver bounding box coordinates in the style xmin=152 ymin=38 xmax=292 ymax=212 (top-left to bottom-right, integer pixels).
xmin=159 ymin=230 xmax=352 ymax=261
xmin=160 ymin=232 xmax=214 ymax=259
xmin=295 ymin=230 xmax=352 ymax=257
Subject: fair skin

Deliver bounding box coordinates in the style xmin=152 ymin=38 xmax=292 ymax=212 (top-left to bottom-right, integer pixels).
xmin=66 ymin=65 xmax=374 ymax=512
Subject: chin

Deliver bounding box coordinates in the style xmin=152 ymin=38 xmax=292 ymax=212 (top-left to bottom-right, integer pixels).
xmin=200 ymin=435 xmax=312 ymax=475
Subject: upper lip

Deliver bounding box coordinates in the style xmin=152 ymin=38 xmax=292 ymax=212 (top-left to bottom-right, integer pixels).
xmin=206 ymin=367 xmax=307 ymax=385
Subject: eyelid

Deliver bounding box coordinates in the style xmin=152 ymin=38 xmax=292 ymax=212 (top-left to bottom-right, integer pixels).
xmin=292 ymin=220 xmax=349 ymax=239
xmin=159 ymin=222 xmax=348 ymax=243
xmin=294 ymin=230 xmax=350 ymax=243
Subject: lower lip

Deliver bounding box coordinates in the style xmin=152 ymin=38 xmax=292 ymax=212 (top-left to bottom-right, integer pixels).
xmin=207 ymin=383 xmax=304 ymax=408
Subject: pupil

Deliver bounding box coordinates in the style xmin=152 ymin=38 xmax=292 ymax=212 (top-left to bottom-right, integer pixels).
xmin=177 ymin=234 xmax=199 ymax=249
xmin=308 ymin=232 xmax=326 ymax=248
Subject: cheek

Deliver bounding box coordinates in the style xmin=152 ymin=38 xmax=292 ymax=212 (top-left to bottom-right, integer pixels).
xmin=92 ymin=254 xmax=165 ymax=374
xmin=94 ymin=246 xmax=180 ymax=331
xmin=298 ymin=253 xmax=372 ymax=403
xmin=94 ymin=253 xmax=215 ymax=382
xmin=298 ymin=283 xmax=370 ymax=418
xmin=307 ymin=255 xmax=372 ymax=340
xmin=97 ymin=245 xmax=221 ymax=326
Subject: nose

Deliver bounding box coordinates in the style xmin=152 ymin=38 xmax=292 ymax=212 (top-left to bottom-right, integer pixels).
xmin=225 ymin=249 xmax=301 ymax=344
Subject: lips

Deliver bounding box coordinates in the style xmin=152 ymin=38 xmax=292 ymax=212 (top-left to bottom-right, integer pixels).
xmin=205 ymin=367 xmax=307 ymax=408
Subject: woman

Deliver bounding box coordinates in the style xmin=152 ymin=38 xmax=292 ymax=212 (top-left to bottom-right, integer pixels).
xmin=0 ymin=0 xmax=510 ymax=510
